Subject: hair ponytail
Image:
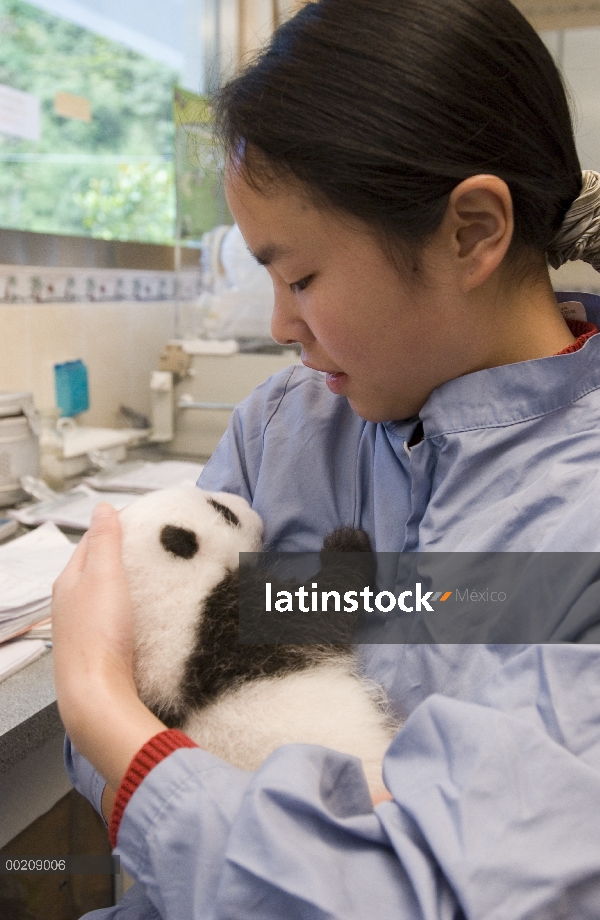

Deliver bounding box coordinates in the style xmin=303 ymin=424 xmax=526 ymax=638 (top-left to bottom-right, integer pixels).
xmin=547 ymin=170 xmax=600 ymax=272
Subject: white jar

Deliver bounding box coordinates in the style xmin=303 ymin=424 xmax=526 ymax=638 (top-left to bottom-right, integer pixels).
xmin=38 ymin=407 xmax=65 ymax=491
xmin=0 ymin=392 xmax=40 ymax=507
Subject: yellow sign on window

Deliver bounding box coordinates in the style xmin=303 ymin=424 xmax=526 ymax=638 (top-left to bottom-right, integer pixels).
xmin=54 ymin=91 xmax=92 ymax=123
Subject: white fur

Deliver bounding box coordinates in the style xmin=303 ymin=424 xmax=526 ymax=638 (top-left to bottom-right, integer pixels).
xmin=120 ymin=486 xmax=399 ymax=797
xmin=183 ymin=664 xmax=396 ymax=794
xmin=120 ymin=486 xmax=262 ymax=714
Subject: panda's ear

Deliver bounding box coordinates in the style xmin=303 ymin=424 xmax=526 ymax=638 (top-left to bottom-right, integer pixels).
xmin=160 ymin=524 xmax=199 ymax=559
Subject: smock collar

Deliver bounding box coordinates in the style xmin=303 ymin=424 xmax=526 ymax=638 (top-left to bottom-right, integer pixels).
xmin=385 ymin=291 xmax=600 ymax=439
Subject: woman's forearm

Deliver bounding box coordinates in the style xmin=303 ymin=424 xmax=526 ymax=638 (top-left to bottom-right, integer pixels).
xmin=59 ymin=671 xmax=166 ymax=791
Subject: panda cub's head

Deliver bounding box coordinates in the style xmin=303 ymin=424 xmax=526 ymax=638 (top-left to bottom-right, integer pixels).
xmin=119 ymin=485 xmax=263 ymax=722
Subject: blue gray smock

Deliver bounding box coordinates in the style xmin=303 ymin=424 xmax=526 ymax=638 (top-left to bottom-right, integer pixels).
xmin=67 ymin=292 xmax=600 ymax=919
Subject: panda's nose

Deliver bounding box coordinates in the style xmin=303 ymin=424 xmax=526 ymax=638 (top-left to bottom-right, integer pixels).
xmin=160 ymin=525 xmax=199 ymax=559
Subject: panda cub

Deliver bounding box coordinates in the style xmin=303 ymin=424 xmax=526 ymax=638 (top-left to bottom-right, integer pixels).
xmin=119 ymin=485 xmax=399 ymax=798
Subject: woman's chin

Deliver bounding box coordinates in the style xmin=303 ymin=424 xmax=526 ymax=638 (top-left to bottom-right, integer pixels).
xmin=347 ymin=392 xmax=421 ymax=424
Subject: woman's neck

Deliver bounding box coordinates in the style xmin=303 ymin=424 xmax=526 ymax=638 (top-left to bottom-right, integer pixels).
xmin=471 ymin=268 xmax=576 ymax=369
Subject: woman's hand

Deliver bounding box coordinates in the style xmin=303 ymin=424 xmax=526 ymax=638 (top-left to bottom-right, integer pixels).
xmin=52 ymin=503 xmax=165 ymax=791
xmin=371 ymin=789 xmax=393 ymax=807
xmin=52 ymin=503 xmax=135 ymax=693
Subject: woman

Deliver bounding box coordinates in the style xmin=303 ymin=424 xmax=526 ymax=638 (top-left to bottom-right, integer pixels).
xmin=54 ymin=1 xmax=600 ymax=916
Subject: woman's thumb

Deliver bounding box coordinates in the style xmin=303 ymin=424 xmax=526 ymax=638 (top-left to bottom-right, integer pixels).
xmin=85 ymin=503 xmax=122 ymax=573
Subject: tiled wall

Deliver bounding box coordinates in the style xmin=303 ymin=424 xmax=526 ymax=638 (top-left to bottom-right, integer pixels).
xmin=0 ymin=265 xmax=201 ymax=304
xmin=0 ymin=300 xmax=176 ymax=427
xmin=0 ymin=259 xmax=595 ymax=433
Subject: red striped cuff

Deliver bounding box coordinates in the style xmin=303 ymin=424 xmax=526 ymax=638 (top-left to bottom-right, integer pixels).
xmin=109 ymin=728 xmax=198 ymax=848
xmin=559 ymin=319 xmax=598 ymax=355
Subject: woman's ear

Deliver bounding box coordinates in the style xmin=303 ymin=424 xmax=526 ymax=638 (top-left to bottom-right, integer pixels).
xmin=444 ymin=175 xmax=514 ymax=291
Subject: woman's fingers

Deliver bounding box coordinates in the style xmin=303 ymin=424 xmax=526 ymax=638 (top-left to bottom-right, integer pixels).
xmin=53 ymin=504 xmax=120 ymax=599
xmin=52 ymin=499 xmax=135 ymax=687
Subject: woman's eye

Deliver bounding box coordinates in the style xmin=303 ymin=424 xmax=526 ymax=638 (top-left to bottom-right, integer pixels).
xmin=290 ymin=275 xmax=312 ymax=294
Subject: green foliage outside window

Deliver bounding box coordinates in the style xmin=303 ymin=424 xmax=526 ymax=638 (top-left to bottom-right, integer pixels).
xmin=76 ymin=163 xmax=175 ymax=243
xmin=0 ymin=0 xmax=177 ymax=243
xmin=174 ymin=87 xmax=232 ymax=241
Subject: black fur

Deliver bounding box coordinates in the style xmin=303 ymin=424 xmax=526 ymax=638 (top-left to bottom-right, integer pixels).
xmin=207 ymin=498 xmax=240 ymax=528
xmin=156 ymin=527 xmax=375 ymax=729
xmin=321 ymin=527 xmax=372 ymax=554
xmin=160 ymin=524 xmax=200 ymax=559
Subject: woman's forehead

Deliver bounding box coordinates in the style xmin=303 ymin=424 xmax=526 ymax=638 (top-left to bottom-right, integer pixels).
xmin=225 ymin=160 xmax=310 ymax=216
xmin=227 ymin=178 xmax=311 ymax=255
xmin=225 ymin=165 xmax=373 ymax=260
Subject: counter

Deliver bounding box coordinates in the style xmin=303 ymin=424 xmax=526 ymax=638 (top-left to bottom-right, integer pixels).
xmin=0 ymin=650 xmax=69 ymax=849
xmin=0 ymin=444 xmax=207 ymax=849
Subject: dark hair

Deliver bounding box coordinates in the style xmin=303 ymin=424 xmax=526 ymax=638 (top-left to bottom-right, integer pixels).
xmin=215 ymin=0 xmax=581 ymax=265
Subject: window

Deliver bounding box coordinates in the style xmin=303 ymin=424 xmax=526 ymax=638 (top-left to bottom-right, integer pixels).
xmin=0 ymin=0 xmax=177 ymax=243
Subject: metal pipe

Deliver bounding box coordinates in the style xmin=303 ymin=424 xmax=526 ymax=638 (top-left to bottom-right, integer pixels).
xmin=177 ymin=399 xmax=237 ymax=410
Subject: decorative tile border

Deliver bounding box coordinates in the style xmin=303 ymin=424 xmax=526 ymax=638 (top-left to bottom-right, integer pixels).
xmin=0 ymin=266 xmax=202 ymax=303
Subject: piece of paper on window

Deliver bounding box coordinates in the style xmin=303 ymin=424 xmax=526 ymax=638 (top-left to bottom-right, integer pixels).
xmin=0 ymin=83 xmax=41 ymax=142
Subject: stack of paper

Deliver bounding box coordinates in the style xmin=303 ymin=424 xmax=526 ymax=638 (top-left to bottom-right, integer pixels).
xmin=0 ymin=523 xmax=76 ymax=643
xmin=24 ymin=618 xmax=52 ymax=640
xmin=0 ymin=638 xmax=48 ymax=684
xmin=9 ymin=485 xmax=139 ymax=531
xmin=83 ymin=460 xmax=205 ymax=493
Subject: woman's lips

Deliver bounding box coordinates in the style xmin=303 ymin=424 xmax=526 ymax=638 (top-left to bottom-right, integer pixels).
xmin=324 ymin=371 xmax=348 ymax=394
xmin=301 ymin=357 xmax=348 ymax=394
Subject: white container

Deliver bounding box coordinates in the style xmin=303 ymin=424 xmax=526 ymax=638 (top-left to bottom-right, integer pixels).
xmin=0 ymin=392 xmax=40 ymax=507
xmin=167 ymin=349 xmax=301 ymax=457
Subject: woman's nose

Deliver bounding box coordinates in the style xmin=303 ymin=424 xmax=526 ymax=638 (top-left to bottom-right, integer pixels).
xmin=270 ymin=285 xmax=313 ymax=347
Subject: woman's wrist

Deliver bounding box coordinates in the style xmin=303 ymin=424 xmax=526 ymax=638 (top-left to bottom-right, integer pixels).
xmin=58 ymin=671 xmax=166 ymax=791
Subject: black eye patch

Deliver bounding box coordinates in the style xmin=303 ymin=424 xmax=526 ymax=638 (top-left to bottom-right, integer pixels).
xmin=207 ymin=497 xmax=240 ymax=528
xmin=160 ymin=524 xmax=199 ymax=559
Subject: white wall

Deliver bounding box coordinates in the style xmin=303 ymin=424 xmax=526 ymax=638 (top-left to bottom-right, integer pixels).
xmin=0 ymin=300 xmax=176 ymax=426
xmin=542 ymin=27 xmax=600 ymax=172
xmin=539 ymin=28 xmax=600 ymax=291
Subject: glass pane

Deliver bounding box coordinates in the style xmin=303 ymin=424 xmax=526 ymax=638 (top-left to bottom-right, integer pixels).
xmin=0 ymin=0 xmax=177 ymax=243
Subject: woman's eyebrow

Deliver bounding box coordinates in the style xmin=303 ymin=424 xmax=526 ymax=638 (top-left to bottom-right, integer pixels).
xmin=248 ymin=243 xmax=293 ymax=266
